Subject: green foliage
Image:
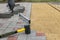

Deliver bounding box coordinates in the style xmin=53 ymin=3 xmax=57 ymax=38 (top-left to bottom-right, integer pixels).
xmin=0 ymin=0 xmax=60 ymax=2
xmin=30 ymin=0 xmax=60 ymax=2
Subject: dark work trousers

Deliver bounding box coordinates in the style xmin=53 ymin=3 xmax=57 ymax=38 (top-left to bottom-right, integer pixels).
xmin=8 ymin=4 xmax=15 ymax=13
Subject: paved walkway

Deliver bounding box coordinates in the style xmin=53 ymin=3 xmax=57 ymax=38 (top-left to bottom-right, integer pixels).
xmin=0 ymin=2 xmax=60 ymax=40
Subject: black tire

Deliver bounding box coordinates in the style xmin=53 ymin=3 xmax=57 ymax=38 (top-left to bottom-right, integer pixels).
xmin=24 ymin=25 xmax=31 ymax=34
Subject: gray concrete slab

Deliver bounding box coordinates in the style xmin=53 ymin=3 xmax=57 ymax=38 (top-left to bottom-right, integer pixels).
xmin=0 ymin=37 xmax=8 ymax=40
xmin=0 ymin=2 xmax=46 ymax=40
xmin=0 ymin=3 xmax=13 ymax=18
xmin=19 ymin=3 xmax=31 ymax=21
xmin=0 ymin=3 xmax=25 ymax=18
xmin=17 ymin=31 xmax=46 ymax=40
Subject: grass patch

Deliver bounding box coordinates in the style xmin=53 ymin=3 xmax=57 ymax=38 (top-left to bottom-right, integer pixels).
xmin=30 ymin=0 xmax=60 ymax=2
xmin=0 ymin=0 xmax=60 ymax=2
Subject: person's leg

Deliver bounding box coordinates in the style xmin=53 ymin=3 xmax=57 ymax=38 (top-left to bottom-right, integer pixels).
xmin=8 ymin=4 xmax=11 ymax=10
xmin=11 ymin=5 xmax=15 ymax=13
xmin=8 ymin=4 xmax=14 ymax=13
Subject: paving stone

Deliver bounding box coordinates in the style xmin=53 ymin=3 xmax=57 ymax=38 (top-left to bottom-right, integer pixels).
xmin=0 ymin=3 xmax=32 ymax=40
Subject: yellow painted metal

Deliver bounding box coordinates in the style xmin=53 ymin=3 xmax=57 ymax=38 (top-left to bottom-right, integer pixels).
xmin=17 ymin=28 xmax=25 ymax=33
